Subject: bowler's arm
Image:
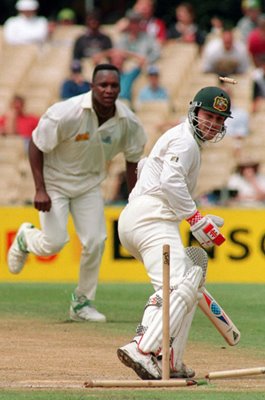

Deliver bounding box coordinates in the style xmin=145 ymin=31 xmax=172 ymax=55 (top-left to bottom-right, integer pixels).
xmin=125 ymin=161 xmax=138 ymax=194
xmin=28 ymin=138 xmax=51 ymax=212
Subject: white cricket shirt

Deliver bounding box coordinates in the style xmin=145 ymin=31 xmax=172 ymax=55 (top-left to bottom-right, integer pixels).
xmin=129 ymin=119 xmax=201 ymax=221
xmin=32 ymin=91 xmax=146 ymax=196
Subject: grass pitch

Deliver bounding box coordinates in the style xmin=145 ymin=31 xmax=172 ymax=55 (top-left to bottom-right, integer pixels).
xmin=0 ymin=282 xmax=264 ymax=400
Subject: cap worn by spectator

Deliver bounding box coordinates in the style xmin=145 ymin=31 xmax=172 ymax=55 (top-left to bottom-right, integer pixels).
xmin=71 ymin=60 xmax=82 ymax=73
xmin=147 ymin=65 xmax=160 ymax=75
xmin=242 ymin=0 xmax=261 ymax=8
xmin=16 ymin=0 xmax=39 ymax=11
xmin=57 ymin=8 xmax=75 ymax=22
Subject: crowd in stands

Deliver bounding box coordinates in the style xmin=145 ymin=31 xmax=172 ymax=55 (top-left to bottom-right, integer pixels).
xmin=1 ymin=0 xmax=265 ymax=207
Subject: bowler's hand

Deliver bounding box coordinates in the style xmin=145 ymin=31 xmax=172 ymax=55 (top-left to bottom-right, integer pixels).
xmin=34 ymin=189 xmax=52 ymax=212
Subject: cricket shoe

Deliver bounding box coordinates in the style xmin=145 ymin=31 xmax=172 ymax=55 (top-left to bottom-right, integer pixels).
xmin=7 ymin=223 xmax=34 ymax=274
xmin=157 ymin=356 xmax=195 ymax=378
xmin=117 ymin=341 xmax=162 ymax=380
xmin=69 ymin=294 xmax=106 ymax=322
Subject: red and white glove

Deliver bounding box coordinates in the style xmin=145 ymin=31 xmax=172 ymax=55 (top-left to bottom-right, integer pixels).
xmin=186 ymin=211 xmax=226 ymax=249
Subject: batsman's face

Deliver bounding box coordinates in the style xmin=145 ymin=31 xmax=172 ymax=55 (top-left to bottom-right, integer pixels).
xmin=91 ymin=71 xmax=120 ymax=107
xmin=197 ymin=109 xmax=226 ymax=141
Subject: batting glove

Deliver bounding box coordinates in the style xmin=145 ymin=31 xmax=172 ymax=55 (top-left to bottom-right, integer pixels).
xmin=186 ymin=211 xmax=226 ymax=249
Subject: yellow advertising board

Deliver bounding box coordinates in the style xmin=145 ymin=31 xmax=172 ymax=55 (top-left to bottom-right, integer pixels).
xmin=1 ymin=206 xmax=265 ymax=283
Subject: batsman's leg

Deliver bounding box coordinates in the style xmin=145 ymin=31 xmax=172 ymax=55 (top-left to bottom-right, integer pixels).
xmin=167 ymin=305 xmax=197 ymax=378
xmin=138 ymin=266 xmax=203 ymax=354
xmin=120 ymin=266 xmax=202 ymax=380
xmin=167 ymin=246 xmax=208 ymax=376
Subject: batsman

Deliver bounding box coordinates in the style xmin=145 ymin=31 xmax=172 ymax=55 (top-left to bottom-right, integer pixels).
xmin=117 ymin=86 xmax=232 ymax=380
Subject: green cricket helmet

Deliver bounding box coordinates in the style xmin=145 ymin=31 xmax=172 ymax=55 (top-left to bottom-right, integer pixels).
xmin=188 ymin=86 xmax=232 ymax=143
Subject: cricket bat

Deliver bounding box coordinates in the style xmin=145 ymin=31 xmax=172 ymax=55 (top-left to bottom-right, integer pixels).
xmin=198 ymin=288 xmax=241 ymax=346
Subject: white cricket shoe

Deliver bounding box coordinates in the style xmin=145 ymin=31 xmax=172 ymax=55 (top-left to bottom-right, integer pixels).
xmin=157 ymin=356 xmax=195 ymax=378
xmin=117 ymin=341 xmax=162 ymax=380
xmin=7 ymin=223 xmax=34 ymax=274
xmin=69 ymin=294 xmax=106 ymax=322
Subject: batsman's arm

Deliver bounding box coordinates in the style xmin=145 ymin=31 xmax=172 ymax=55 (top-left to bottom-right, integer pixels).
xmin=186 ymin=211 xmax=226 ymax=249
xmin=198 ymin=288 xmax=241 ymax=346
xmin=28 ymin=138 xmax=51 ymax=212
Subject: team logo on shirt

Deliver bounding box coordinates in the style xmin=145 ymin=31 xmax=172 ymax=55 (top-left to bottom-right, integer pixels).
xmin=102 ymin=136 xmax=112 ymax=144
xmin=75 ymin=132 xmax=90 ymax=141
xmin=213 ymin=96 xmax=228 ymax=112
xmin=171 ymin=156 xmax=179 ymax=162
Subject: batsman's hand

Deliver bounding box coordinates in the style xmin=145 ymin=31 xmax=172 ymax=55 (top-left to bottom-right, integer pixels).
xmin=205 ymin=214 xmax=224 ymax=228
xmin=186 ymin=211 xmax=225 ymax=249
xmin=34 ymin=189 xmax=52 ymax=212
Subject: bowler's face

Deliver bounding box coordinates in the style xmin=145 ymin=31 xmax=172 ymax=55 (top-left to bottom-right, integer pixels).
xmin=91 ymin=70 xmax=120 ymax=107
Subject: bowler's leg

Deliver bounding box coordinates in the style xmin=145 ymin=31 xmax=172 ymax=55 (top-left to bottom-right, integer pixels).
xmin=69 ymin=187 xmax=106 ymax=322
xmin=8 ymin=191 xmax=69 ymax=274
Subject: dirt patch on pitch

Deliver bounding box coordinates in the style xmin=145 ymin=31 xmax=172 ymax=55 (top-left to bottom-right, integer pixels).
xmin=0 ymin=317 xmax=264 ymax=392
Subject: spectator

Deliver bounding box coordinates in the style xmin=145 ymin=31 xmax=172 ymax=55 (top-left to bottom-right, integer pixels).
xmin=56 ymin=8 xmax=76 ymax=25
xmin=116 ymin=0 xmax=167 ymax=44
xmin=49 ymin=8 xmax=77 ymax=49
xmin=209 ymin=15 xmax=224 ymax=38
xmin=60 ymin=60 xmax=91 ymax=100
xmin=136 ymin=65 xmax=169 ymax=104
xmin=0 ymin=94 xmax=39 ymax=153
xmin=201 ymin=28 xmax=250 ymax=75
xmin=225 ymin=102 xmax=250 ymax=151
xmin=3 ymin=0 xmax=49 ymax=46
xmin=73 ymin=9 xmax=113 ymax=60
xmin=218 ymin=81 xmax=250 ymax=158
xmin=134 ymin=0 xmax=167 ymax=43
xmin=219 ymin=82 xmax=250 ymax=139
xmin=248 ymin=13 xmax=265 ymax=67
xmin=115 ymin=9 xmax=161 ymax=64
xmin=167 ymin=2 xmax=206 ymax=48
xmin=93 ymin=48 xmax=146 ymax=106
xmin=251 ymin=54 xmax=265 ymax=112
xmin=227 ymin=160 xmax=265 ymax=206
xmin=236 ymin=0 xmax=262 ymax=41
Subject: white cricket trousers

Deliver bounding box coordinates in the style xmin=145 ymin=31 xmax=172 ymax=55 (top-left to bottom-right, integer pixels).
xmin=119 ymin=195 xmax=194 ymax=365
xmin=24 ymin=186 xmax=106 ymax=300
xmin=118 ymin=195 xmax=188 ymax=290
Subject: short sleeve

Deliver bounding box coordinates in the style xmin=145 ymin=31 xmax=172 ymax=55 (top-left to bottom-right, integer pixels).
xmin=32 ymin=113 xmax=60 ymax=153
xmin=123 ymin=120 xmax=147 ymax=163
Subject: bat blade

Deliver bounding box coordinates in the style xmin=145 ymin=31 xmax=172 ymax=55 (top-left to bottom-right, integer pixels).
xmin=198 ymin=288 xmax=241 ymax=346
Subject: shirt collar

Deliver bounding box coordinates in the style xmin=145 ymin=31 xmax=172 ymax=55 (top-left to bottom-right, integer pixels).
xmin=185 ymin=118 xmax=204 ymax=148
xmin=81 ymin=91 xmax=129 ymax=119
xmin=81 ymin=91 xmax=93 ymax=110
